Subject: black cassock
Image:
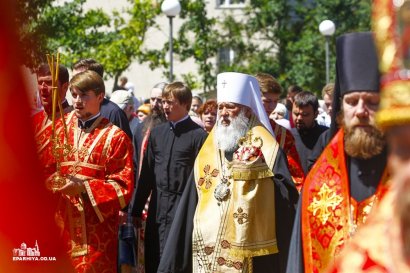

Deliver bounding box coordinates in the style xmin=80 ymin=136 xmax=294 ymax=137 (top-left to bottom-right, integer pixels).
xmin=157 ymin=148 xmax=299 ymax=273
xmin=131 ymin=120 xmax=146 ymax=178
xmin=306 ymin=129 xmax=332 ymax=172
xmin=131 ymin=117 xmax=167 ymax=179
xmin=131 ymin=117 xmax=207 ymax=273
xmin=291 ymin=123 xmax=328 ymax=175
xmin=100 ymin=98 xmax=132 ymax=138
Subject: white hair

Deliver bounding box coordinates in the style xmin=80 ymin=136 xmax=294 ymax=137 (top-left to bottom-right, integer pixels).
xmin=214 ymin=109 xmax=249 ymax=152
xmin=274 ymin=103 xmax=287 ymax=117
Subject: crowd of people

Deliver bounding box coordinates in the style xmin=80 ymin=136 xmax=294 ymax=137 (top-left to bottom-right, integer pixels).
xmin=31 ymin=5 xmax=410 ymax=273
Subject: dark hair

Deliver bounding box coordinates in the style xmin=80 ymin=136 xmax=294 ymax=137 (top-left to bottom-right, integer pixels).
xmin=69 ymin=70 xmax=105 ymax=96
xmin=36 ymin=63 xmax=69 ymax=85
xmin=294 ymin=91 xmax=319 ymax=112
xmin=255 ymin=73 xmax=282 ymax=94
xmin=287 ymin=85 xmax=303 ymax=94
xmin=197 ymin=99 xmax=217 ymax=116
xmin=72 ymin=58 xmax=104 ymax=77
xmin=163 ymin=82 xmax=192 ymax=111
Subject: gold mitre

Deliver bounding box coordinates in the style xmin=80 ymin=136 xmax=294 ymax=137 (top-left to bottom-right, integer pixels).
xmin=373 ymin=0 xmax=410 ymax=128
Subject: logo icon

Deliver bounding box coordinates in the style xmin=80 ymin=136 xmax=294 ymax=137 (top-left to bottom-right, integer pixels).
xmin=12 ymin=241 xmax=55 ymax=262
xmin=13 ymin=241 xmax=40 ymax=257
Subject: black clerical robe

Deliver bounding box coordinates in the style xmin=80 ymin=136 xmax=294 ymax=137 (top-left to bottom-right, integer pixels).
xmin=131 ymin=116 xmax=167 ymax=180
xmin=101 ymin=98 xmax=132 ymax=138
xmin=291 ymin=122 xmax=328 ymax=175
xmin=286 ymin=130 xmax=389 ymax=273
xmin=306 ymin=129 xmax=332 ymax=172
xmin=157 ymin=125 xmax=299 ymax=273
xmin=132 ymin=121 xmax=145 ymax=179
xmin=131 ymin=117 xmax=207 ymax=273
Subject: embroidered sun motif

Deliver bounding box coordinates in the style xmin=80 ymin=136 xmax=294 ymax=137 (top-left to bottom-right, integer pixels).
xmin=308 ymin=183 xmax=343 ymax=225
xmin=233 ymin=207 xmax=249 ymax=224
xmin=198 ymin=164 xmax=219 ymax=189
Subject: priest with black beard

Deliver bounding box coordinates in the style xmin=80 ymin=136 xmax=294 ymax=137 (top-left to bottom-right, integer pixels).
xmin=131 ymin=82 xmax=168 ymax=177
xmin=157 ymin=72 xmax=298 ymax=273
xmin=120 ymin=82 xmax=168 ymax=272
xmin=286 ymin=32 xmax=390 ymax=273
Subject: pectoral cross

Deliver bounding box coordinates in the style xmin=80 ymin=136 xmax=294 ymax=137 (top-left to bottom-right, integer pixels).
xmin=238 ymin=130 xmax=263 ymax=149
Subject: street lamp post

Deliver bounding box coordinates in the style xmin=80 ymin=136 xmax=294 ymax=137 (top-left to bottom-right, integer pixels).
xmin=161 ymin=0 xmax=181 ymax=82
xmin=319 ymin=20 xmax=336 ymax=84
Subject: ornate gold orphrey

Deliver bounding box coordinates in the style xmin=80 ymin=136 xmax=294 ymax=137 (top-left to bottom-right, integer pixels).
xmin=46 ymin=53 xmax=72 ymax=192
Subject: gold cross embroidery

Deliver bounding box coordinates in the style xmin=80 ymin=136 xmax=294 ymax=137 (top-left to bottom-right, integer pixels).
xmin=68 ymin=163 xmax=82 ymax=177
xmin=198 ymin=164 xmax=219 ymax=189
xmin=77 ymin=146 xmax=89 ymax=160
xmin=233 ymin=207 xmax=248 ymax=224
xmin=66 ymin=145 xmax=89 ymax=160
xmin=308 ymin=183 xmax=343 ymax=225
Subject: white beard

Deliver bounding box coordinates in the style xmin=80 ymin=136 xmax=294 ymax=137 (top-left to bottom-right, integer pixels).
xmin=215 ymin=110 xmax=249 ymax=152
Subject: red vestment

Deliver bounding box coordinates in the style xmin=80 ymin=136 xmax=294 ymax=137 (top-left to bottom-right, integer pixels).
xmin=32 ymin=107 xmax=72 ymax=179
xmin=301 ymin=129 xmax=390 ymax=273
xmin=32 ymin=110 xmax=52 ymax=162
xmin=33 ymin=110 xmax=59 ymax=178
xmin=46 ymin=112 xmax=134 ymax=273
xmin=270 ymin=120 xmax=305 ymax=191
xmin=325 ymin=187 xmax=409 ymax=273
xmin=0 ymin=7 xmax=73 ymax=269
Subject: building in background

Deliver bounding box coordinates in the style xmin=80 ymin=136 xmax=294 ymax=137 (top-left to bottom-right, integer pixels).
xmin=82 ymin=0 xmax=250 ymax=99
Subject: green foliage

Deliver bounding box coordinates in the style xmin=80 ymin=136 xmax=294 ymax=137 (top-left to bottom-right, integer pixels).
xmin=181 ymin=72 xmax=201 ymax=91
xmin=172 ymin=0 xmax=371 ymax=95
xmin=178 ymin=0 xmax=219 ymax=93
xmin=213 ymin=0 xmax=372 ymax=94
xmin=281 ymin=0 xmax=372 ymax=93
xmin=141 ymin=0 xmax=219 ymax=92
xmin=161 ymin=0 xmax=367 ymax=95
xmin=17 ymin=0 xmax=157 ymax=90
xmin=17 ymin=0 xmax=371 ymax=95
xmin=17 ymin=0 xmax=54 ymax=69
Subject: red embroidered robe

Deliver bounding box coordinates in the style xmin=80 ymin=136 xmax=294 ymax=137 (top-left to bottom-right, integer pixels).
xmin=33 ymin=109 xmax=69 ymax=179
xmin=46 ymin=112 xmax=134 ymax=273
xmin=325 ymin=186 xmax=409 ymax=273
xmin=270 ymin=120 xmax=305 ymax=191
xmin=301 ymin=129 xmax=390 ymax=273
xmin=33 ymin=110 xmax=53 ymax=170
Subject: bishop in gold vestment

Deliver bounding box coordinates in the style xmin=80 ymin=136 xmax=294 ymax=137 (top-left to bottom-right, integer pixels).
xmin=158 ymin=72 xmax=298 ymax=273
